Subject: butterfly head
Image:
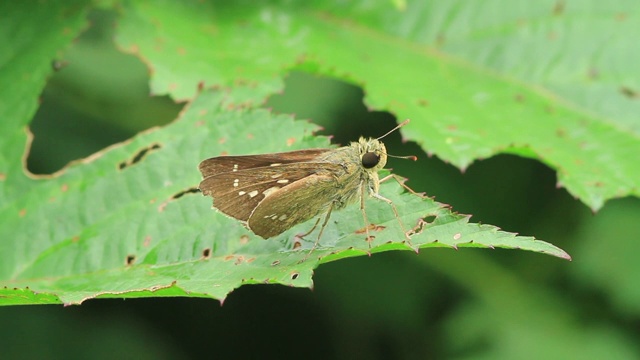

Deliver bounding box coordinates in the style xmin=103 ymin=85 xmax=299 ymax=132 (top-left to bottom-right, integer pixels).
xmin=356 ymin=137 xmax=387 ymax=171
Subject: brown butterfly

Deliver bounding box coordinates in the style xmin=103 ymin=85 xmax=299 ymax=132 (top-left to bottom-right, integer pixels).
xmin=198 ymin=120 xmax=416 ymax=252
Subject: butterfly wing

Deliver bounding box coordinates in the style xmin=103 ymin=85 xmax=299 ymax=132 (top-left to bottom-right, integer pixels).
xmin=199 ymin=149 xmax=330 ymax=178
xmin=199 ymin=162 xmax=344 ymax=226
xmin=248 ymin=173 xmax=347 ymax=238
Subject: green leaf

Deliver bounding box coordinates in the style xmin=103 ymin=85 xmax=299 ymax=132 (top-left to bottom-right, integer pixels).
xmin=0 ymin=88 xmax=569 ymax=305
xmin=115 ymin=0 xmax=640 ymax=210
xmin=0 ymin=0 xmax=91 ymax=197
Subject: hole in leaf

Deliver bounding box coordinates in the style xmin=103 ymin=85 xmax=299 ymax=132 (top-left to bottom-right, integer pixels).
xmin=422 ymin=215 xmax=437 ymax=224
xmin=158 ymin=187 xmax=200 ymax=212
xmin=202 ymin=248 xmax=211 ymax=259
xmin=126 ymin=254 xmax=136 ymax=266
xmin=26 ymin=10 xmax=182 ymax=175
xmin=171 ymin=187 xmax=200 ymax=200
xmin=290 ymin=272 xmax=299 ymax=280
xmin=271 ymin=260 xmax=280 ymax=266
xmin=118 ymin=143 xmax=162 ymax=170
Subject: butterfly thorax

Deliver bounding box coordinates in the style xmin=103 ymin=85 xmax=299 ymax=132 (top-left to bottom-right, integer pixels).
xmin=315 ymin=137 xmax=387 ymax=209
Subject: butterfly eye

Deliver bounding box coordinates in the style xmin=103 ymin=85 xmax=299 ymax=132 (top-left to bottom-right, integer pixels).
xmin=361 ymin=152 xmax=380 ymax=169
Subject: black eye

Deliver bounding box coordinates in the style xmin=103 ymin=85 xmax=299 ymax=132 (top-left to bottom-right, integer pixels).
xmin=361 ymin=152 xmax=380 ymax=169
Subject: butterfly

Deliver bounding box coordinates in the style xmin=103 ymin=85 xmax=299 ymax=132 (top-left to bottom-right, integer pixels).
xmin=198 ymin=119 xmax=416 ymax=253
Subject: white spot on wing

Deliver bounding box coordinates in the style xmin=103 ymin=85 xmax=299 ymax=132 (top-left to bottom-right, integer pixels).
xmin=270 ymin=163 xmax=282 ymax=167
xmin=270 ymin=173 xmax=283 ymax=178
xmin=233 ymin=164 xmax=238 ymax=172
xmin=233 ymin=179 xmax=239 ymax=187
xmin=278 ymin=214 xmax=287 ymax=221
xmin=248 ymin=190 xmax=259 ymax=198
xmin=262 ymin=186 xmax=280 ymax=198
xmin=238 ymin=191 xmax=246 ymax=196
xmin=276 ymin=179 xmax=289 ymax=184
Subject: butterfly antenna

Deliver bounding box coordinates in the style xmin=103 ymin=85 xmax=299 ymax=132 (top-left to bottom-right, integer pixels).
xmin=387 ymin=153 xmax=417 ymax=161
xmin=376 ymin=119 xmax=410 ymax=140
xmin=377 ymin=119 xmax=417 ymax=161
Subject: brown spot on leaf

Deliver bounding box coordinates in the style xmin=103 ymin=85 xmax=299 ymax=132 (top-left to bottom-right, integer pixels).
xmin=218 ymin=137 xmax=227 ymax=144
xmin=19 ymin=209 xmax=26 ymax=217
xmin=51 ymin=60 xmax=69 ymax=71
xmin=553 ymin=0 xmax=565 ymax=15
xmin=247 ymin=133 xmax=254 ymax=140
xmin=271 ymin=260 xmax=281 ymax=266
xmin=0 ymin=173 xmax=5 ymax=181
xmin=61 ymin=184 xmax=68 ymax=192
xmin=239 ymin=235 xmax=250 ymax=245
xmin=143 ymin=235 xmax=152 ymax=247
xmin=514 ymin=94 xmax=525 ymax=102
xmin=620 ymin=87 xmax=639 ymax=99
xmin=355 ymin=224 xmax=385 ymax=234
xmin=286 ymin=138 xmax=296 ymax=146
xmin=417 ymin=99 xmax=429 ymax=107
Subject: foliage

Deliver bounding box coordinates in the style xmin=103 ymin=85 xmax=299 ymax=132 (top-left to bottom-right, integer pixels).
xmin=1 ymin=1 xmax=639 ymax=359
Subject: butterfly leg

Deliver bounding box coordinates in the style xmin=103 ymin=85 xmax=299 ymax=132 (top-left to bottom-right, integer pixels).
xmin=301 ymin=203 xmax=334 ymax=261
xmin=373 ymin=174 xmax=418 ymax=252
xmin=359 ymin=182 xmax=375 ymax=255
xmin=295 ymin=217 xmax=321 ymax=241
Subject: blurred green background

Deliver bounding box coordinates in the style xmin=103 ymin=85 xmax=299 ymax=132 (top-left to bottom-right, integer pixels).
xmin=3 ymin=9 xmax=639 ymax=360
